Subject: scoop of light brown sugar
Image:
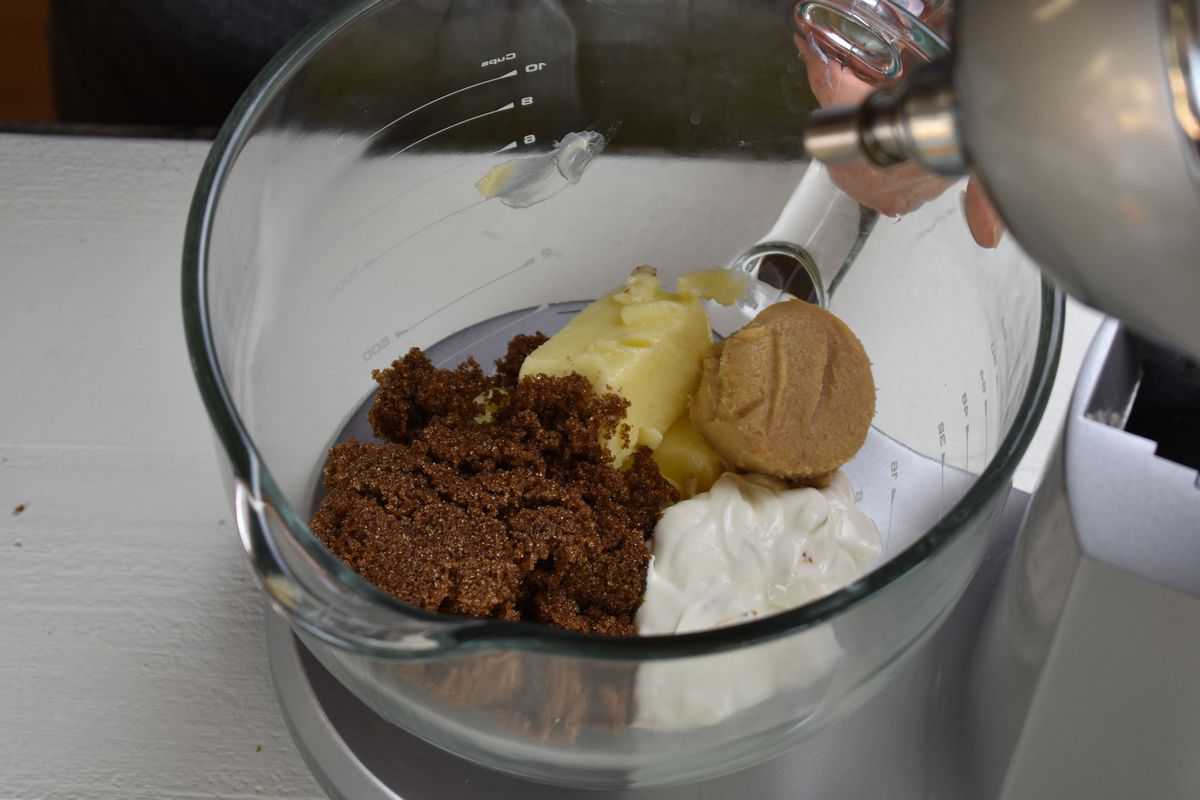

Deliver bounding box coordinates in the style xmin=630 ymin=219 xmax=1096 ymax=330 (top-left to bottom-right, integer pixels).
xmin=690 ymin=299 xmax=875 ymax=480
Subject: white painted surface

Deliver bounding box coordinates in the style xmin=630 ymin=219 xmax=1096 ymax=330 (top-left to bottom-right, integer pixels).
xmin=0 ymin=133 xmax=1101 ymax=800
xmin=0 ymin=135 xmax=323 ymax=800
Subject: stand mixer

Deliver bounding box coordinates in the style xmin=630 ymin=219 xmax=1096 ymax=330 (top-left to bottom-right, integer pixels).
xmin=182 ymin=0 xmax=1199 ymax=796
xmin=805 ymin=0 xmax=1200 ymax=796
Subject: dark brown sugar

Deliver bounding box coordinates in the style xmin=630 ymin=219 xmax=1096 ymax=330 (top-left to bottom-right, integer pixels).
xmin=311 ymin=338 xmax=678 ymax=636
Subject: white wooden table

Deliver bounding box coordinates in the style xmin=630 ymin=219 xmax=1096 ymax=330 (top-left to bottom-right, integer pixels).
xmin=0 ymin=133 xmax=1101 ymax=800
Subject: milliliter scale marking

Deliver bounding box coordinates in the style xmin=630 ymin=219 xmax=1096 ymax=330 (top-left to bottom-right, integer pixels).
xmin=334 ymin=51 xmax=553 ymax=300
xmin=981 ymin=367 xmax=989 ymax=464
xmin=938 ymin=420 xmax=947 ymax=510
xmin=962 ymin=391 xmax=970 ymax=471
xmin=887 ymin=459 xmax=899 ymax=542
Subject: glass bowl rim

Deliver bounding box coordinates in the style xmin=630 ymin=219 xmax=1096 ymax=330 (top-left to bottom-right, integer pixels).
xmin=182 ymin=0 xmax=1065 ymax=661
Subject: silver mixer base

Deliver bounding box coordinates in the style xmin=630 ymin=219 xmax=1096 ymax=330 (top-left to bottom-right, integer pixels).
xmin=266 ymin=492 xmax=1028 ymax=800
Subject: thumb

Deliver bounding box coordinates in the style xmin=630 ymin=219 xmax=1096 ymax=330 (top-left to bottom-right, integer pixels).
xmin=964 ymin=176 xmax=1005 ymax=249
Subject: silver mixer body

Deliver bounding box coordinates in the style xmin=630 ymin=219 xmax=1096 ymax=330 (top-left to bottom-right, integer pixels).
xmin=807 ymin=0 xmax=1200 ymax=361
xmin=805 ymin=1 xmax=1200 ymax=796
xmin=968 ymin=322 xmax=1200 ymax=799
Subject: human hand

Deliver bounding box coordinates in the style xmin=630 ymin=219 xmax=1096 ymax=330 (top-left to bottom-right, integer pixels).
xmin=795 ymin=32 xmax=1004 ymax=248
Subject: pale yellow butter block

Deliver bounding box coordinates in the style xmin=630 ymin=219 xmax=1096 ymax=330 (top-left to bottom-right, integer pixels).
xmin=519 ymin=268 xmax=712 ymax=464
xmin=653 ymin=415 xmax=725 ymax=498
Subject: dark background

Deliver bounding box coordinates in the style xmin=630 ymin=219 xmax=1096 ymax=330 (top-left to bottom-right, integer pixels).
xmin=2 ymin=0 xmax=812 ymax=154
xmin=1 ymin=0 xmax=348 ymax=135
xmin=0 ymin=0 xmax=55 ymax=123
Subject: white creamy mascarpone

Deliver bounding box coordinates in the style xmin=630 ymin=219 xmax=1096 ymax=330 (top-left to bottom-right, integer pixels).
xmin=637 ymin=471 xmax=882 ymax=636
xmin=634 ymin=471 xmax=882 ymax=729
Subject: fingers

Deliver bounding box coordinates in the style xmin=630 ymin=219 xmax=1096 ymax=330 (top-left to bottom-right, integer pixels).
xmin=963 ymin=177 xmax=1005 ymax=248
xmin=796 ymin=32 xmax=945 ymax=216
xmin=796 ymin=25 xmax=1005 ymax=243
xmin=793 ymin=33 xmax=874 ymax=108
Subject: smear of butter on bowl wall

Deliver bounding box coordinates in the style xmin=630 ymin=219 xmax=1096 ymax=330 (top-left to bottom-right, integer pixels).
xmin=476 ymin=130 xmax=605 ymax=209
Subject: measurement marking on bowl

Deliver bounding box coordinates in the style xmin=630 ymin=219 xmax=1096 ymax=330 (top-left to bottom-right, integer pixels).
xmin=326 ymin=140 xmax=525 ymax=295
xmin=329 ymin=201 xmax=485 ymax=300
xmin=387 ymin=255 xmax=542 ymax=346
xmin=361 ymin=142 xmax=518 ymax=226
xmin=371 ymin=201 xmax=486 ymax=265
xmin=388 ymin=103 xmax=515 ymax=159
xmin=940 ymin=452 xmax=946 ymax=510
xmin=983 ymin=399 xmax=989 ymax=463
xmin=365 ymin=70 xmax=518 ymax=145
xmin=328 ymin=137 xmax=546 ymax=299
xmin=435 ymin=304 xmax=553 ymax=369
xmin=887 ymin=487 xmax=896 ymax=542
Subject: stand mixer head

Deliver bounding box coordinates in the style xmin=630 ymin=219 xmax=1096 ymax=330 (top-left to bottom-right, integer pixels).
xmin=804 ymin=0 xmax=1200 ymax=360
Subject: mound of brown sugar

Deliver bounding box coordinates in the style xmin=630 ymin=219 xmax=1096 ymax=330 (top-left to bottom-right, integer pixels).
xmin=310 ymin=336 xmax=678 ymax=636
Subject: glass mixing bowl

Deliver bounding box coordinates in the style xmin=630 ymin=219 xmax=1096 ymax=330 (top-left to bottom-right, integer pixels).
xmin=182 ymin=0 xmax=1063 ymax=789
